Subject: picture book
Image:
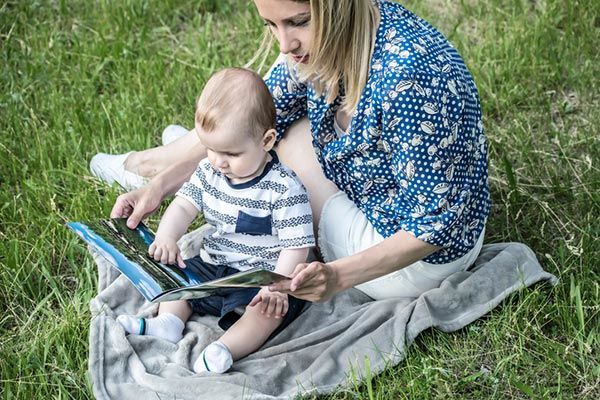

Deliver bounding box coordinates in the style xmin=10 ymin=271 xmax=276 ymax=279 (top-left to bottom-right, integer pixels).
xmin=67 ymin=218 xmax=290 ymax=303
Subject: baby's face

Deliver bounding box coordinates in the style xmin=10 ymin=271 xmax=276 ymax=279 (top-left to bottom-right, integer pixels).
xmin=197 ymin=123 xmax=271 ymax=184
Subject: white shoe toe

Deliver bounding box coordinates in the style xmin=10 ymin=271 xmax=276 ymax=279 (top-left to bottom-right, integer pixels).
xmin=89 ymin=152 xmax=147 ymax=190
xmin=161 ymin=125 xmax=189 ymax=146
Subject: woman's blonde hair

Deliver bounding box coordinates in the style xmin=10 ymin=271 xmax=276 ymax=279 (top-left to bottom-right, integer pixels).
xmin=195 ymin=67 xmax=275 ymax=138
xmin=249 ymin=0 xmax=380 ymax=114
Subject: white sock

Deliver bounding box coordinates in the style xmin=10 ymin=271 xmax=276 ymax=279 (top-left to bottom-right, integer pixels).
xmin=117 ymin=313 xmax=185 ymax=343
xmin=193 ymin=341 xmax=233 ymax=374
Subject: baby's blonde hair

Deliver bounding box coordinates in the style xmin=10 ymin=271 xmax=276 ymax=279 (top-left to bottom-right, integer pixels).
xmin=249 ymin=0 xmax=380 ymax=114
xmin=195 ymin=67 xmax=275 ymax=138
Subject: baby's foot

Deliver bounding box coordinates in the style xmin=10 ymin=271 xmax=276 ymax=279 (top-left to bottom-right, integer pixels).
xmin=193 ymin=341 xmax=233 ymax=374
xmin=117 ymin=313 xmax=184 ymax=343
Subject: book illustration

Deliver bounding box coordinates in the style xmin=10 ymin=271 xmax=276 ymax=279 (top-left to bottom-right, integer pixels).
xmin=67 ymin=218 xmax=290 ymax=303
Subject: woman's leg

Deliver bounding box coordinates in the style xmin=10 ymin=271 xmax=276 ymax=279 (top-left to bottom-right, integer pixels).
xmin=354 ymin=228 xmax=485 ymax=299
xmin=90 ymin=126 xmax=205 ymax=190
xmin=124 ymin=128 xmax=202 ymax=178
xmin=318 ymin=191 xmax=486 ymax=300
xmin=275 ymin=117 xmax=339 ymax=229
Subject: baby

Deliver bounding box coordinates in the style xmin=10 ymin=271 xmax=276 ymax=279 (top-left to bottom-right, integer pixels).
xmin=117 ymin=67 xmax=315 ymax=373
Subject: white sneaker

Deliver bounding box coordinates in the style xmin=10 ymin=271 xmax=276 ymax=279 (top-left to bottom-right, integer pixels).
xmin=89 ymin=152 xmax=147 ymax=190
xmin=161 ymin=125 xmax=190 ymax=146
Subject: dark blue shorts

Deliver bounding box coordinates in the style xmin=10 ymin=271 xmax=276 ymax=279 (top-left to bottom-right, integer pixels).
xmin=184 ymin=256 xmax=307 ymax=338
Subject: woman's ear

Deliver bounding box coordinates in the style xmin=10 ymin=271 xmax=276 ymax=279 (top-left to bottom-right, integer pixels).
xmin=262 ymin=128 xmax=277 ymax=151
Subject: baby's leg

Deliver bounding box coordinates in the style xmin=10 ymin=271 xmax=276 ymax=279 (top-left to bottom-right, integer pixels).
xmin=117 ymin=300 xmax=192 ymax=343
xmin=193 ymin=303 xmax=283 ymax=373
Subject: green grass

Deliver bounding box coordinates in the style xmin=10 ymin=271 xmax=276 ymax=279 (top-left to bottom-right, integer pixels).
xmin=1 ymin=0 xmax=598 ymax=398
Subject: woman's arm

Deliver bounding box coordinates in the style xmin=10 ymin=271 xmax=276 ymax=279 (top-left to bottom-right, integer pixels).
xmin=111 ymin=141 xmax=206 ymax=228
xmin=270 ymin=231 xmax=440 ymax=302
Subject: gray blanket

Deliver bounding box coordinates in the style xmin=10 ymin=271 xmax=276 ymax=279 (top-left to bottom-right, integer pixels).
xmin=88 ymin=228 xmax=557 ymax=400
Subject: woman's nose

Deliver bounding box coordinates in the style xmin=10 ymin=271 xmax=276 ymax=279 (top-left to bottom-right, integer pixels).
xmin=277 ymin=28 xmax=299 ymax=54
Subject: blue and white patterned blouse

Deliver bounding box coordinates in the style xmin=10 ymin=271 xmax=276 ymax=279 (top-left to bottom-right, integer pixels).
xmin=264 ymin=0 xmax=491 ymax=264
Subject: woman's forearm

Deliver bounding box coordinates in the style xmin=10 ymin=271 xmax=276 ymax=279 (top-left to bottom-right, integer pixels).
xmin=329 ymin=230 xmax=441 ymax=292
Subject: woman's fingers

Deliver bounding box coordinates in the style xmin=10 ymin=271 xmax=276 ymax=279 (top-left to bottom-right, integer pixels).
xmin=110 ymin=186 xmax=162 ymax=229
xmin=288 ymin=262 xmax=337 ymax=302
xmin=268 ymin=262 xmax=336 ymax=302
xmin=268 ymin=263 xmax=309 ymax=292
xmin=111 ymin=193 xmax=135 ymax=219
xmin=290 ymin=262 xmax=327 ymax=291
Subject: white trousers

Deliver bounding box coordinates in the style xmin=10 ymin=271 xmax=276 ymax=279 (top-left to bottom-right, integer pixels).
xmin=318 ymin=192 xmax=485 ymax=300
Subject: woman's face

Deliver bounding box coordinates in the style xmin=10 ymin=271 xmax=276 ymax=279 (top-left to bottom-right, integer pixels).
xmin=253 ymin=0 xmax=312 ymax=63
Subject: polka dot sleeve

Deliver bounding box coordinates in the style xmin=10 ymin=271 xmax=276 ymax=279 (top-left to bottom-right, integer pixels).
xmin=263 ymin=57 xmax=308 ymax=142
xmin=379 ymin=68 xmax=475 ymax=249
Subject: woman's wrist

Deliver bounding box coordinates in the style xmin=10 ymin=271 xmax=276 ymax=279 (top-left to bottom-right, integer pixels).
xmin=328 ymin=251 xmax=374 ymax=292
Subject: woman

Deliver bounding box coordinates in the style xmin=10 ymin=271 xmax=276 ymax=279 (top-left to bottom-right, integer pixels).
xmin=93 ymin=0 xmax=491 ymax=303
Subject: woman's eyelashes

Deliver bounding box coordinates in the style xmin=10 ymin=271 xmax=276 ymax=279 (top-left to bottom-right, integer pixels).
xmin=262 ymin=17 xmax=310 ymax=28
xmin=290 ymin=18 xmax=309 ymax=27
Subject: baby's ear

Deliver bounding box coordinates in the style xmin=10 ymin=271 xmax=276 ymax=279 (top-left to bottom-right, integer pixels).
xmin=262 ymin=128 xmax=277 ymax=150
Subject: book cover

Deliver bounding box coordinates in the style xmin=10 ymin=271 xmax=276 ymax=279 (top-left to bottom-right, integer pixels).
xmin=67 ymin=218 xmax=290 ymax=303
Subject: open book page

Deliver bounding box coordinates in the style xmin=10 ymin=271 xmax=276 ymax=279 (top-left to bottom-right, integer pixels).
xmin=67 ymin=218 xmax=290 ymax=302
xmin=153 ymin=269 xmax=292 ymax=302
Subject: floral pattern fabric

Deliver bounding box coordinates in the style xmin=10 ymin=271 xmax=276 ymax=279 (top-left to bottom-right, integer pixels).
xmin=264 ymin=0 xmax=491 ymax=264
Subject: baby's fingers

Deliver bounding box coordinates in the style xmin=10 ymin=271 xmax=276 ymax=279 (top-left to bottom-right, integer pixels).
xmin=152 ymin=247 xmax=163 ymax=262
xmin=281 ymin=298 xmax=289 ymax=317
xmin=260 ymin=297 xmax=270 ymax=314
xmin=176 ymin=252 xmax=186 ymax=269
xmin=273 ymin=298 xmax=285 ymax=319
xmin=248 ymin=293 xmax=263 ymax=307
xmin=159 ymin=248 xmax=171 ymax=264
xmin=167 ymin=251 xmax=178 ymax=266
xmin=266 ymin=297 xmax=278 ymax=317
xmin=148 ymin=242 xmax=156 ymax=256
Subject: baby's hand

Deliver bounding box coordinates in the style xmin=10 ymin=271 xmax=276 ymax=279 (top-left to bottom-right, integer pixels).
xmin=148 ymin=236 xmax=186 ymax=268
xmin=249 ymin=287 xmax=288 ymax=319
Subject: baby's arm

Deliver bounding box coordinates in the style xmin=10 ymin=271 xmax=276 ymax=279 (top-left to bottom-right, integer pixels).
xmin=149 ymin=197 xmax=198 ymax=268
xmin=274 ymin=247 xmax=310 ymax=276
xmin=249 ymin=247 xmax=310 ymax=318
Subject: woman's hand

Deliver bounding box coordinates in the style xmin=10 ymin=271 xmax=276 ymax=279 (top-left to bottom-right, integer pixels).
xmin=269 ymin=261 xmax=340 ymax=303
xmin=111 ymin=184 xmax=163 ymax=229
xmin=248 ymin=287 xmax=289 ymax=318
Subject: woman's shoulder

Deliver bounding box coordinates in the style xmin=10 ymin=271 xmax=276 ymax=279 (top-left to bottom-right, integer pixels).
xmin=371 ymin=3 xmax=468 ymax=103
xmin=374 ymin=1 xmax=454 ymax=75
